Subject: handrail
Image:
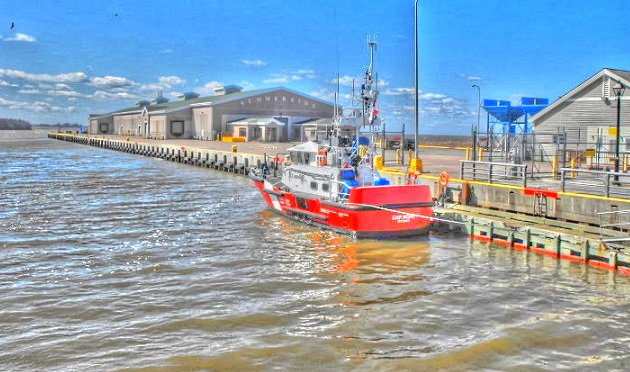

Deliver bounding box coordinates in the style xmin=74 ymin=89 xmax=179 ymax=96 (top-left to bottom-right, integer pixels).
xmin=560 ymin=168 xmax=630 ymax=197
xmin=597 ymin=209 xmax=630 ymax=242
xmin=460 ymin=160 xmax=528 ymax=187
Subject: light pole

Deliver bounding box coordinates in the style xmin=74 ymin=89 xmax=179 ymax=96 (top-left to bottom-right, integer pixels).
xmin=613 ymin=81 xmax=625 ymax=182
xmin=414 ymin=0 xmax=419 ymax=160
xmin=471 ymin=84 xmax=481 ymax=153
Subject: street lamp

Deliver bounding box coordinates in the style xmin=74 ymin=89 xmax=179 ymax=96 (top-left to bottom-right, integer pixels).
xmin=414 ymin=0 xmax=419 ymax=160
xmin=613 ymin=81 xmax=625 ymax=182
xmin=471 ymin=84 xmax=481 ymax=155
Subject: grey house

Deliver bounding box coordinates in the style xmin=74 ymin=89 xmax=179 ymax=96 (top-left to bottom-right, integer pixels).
xmin=530 ymin=68 xmax=630 ymax=163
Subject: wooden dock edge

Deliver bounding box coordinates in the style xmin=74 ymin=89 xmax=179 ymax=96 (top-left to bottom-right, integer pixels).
xmin=434 ymin=205 xmax=630 ymax=275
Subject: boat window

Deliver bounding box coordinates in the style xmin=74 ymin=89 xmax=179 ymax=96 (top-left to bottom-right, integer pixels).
xmin=304 ymin=153 xmax=310 ymax=163
xmin=297 ymin=152 xmax=303 ymax=163
xmin=322 ymin=184 xmax=329 ymax=192
xmin=310 ymin=181 xmax=318 ymax=190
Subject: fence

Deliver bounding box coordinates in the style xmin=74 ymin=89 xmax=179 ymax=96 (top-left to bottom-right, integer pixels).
xmin=560 ymin=168 xmax=630 ymax=198
xmin=460 ymin=160 xmax=528 ymax=187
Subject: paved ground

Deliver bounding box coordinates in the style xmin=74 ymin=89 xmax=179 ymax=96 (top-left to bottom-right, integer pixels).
xmin=95 ymin=134 xmax=466 ymax=177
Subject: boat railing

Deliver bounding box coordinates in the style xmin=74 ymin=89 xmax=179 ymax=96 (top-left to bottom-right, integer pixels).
xmin=329 ymin=179 xmax=355 ymax=201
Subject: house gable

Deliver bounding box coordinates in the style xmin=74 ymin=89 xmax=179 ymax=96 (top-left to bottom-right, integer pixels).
xmin=531 ymin=68 xmax=630 ymax=126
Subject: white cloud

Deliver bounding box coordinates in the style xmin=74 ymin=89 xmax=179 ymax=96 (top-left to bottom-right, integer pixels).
xmin=5 ymin=33 xmax=36 ymax=42
xmin=333 ymin=75 xmax=388 ymax=87
xmin=242 ymin=59 xmax=266 ymax=66
xmin=0 ymin=69 xmax=89 ymax=84
xmin=18 ymin=89 xmax=41 ymax=95
xmin=54 ymin=83 xmax=73 ymax=90
xmin=263 ymin=77 xmax=289 ymax=84
xmin=333 ymin=75 xmax=356 ymax=86
xmin=382 ymin=87 xmax=415 ymax=96
xmin=0 ymin=97 xmax=75 ymax=112
xmin=264 ymin=69 xmax=317 ymax=84
xmin=91 ymin=90 xmax=141 ymax=101
xmin=159 ymin=75 xmax=185 ymax=86
xmin=195 ymin=80 xmax=224 ymax=95
xmin=90 ymin=75 xmax=134 ymax=88
xmin=48 ymin=89 xmax=81 ymax=97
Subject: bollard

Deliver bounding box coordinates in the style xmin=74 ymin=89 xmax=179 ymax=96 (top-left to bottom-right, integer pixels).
xmin=232 ymin=145 xmax=237 ymax=153
xmin=373 ymin=155 xmax=383 ymax=170
xmin=409 ymin=158 xmax=423 ymax=174
xmin=570 ymin=158 xmax=576 ymax=178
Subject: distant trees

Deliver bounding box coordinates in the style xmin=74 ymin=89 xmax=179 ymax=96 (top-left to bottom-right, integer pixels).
xmin=0 ymin=118 xmax=32 ymax=130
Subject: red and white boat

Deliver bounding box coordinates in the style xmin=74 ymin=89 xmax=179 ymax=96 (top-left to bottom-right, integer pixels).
xmin=249 ymin=40 xmax=434 ymax=238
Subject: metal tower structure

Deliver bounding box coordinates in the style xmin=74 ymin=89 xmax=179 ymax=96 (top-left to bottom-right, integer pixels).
xmin=482 ymin=97 xmax=548 ymax=163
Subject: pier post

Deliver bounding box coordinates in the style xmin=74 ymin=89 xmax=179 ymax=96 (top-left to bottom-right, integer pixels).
xmin=609 ymin=251 xmax=618 ymax=270
xmin=553 ymin=234 xmax=561 ymax=257
xmin=523 ymin=227 xmax=531 ymax=249
xmin=580 ymin=239 xmax=590 ymax=263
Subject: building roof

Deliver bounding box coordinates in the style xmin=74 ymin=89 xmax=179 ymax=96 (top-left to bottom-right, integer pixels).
xmin=530 ymin=68 xmax=630 ymax=125
xmin=90 ymin=87 xmax=335 ymax=120
xmin=227 ymin=117 xmax=285 ymax=126
xmin=294 ymin=118 xmax=335 ymax=125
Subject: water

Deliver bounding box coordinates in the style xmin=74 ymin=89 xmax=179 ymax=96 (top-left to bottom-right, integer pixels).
xmin=2 ymin=130 xmax=630 ymax=371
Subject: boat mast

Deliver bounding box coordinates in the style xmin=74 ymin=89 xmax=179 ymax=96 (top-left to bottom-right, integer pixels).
xmin=360 ymin=36 xmax=379 ymax=164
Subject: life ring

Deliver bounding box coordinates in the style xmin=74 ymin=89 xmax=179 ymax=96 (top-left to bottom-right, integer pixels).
xmin=318 ymin=149 xmax=327 ymax=166
xmin=406 ymin=172 xmax=418 ymax=185
xmin=439 ymin=171 xmax=450 ymax=187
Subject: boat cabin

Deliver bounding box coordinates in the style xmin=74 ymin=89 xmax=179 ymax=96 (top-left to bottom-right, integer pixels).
xmin=282 ymin=140 xmax=390 ymax=201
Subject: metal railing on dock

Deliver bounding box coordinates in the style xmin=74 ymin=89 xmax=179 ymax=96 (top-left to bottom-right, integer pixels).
xmin=460 ymin=160 xmax=527 ymax=187
xmin=597 ymin=210 xmax=630 ymax=245
xmin=560 ymin=168 xmax=630 ymax=198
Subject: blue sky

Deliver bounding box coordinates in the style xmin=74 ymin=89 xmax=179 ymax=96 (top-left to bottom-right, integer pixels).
xmin=1 ymin=0 xmax=629 ymax=135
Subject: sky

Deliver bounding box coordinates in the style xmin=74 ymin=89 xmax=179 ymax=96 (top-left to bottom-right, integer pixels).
xmin=1 ymin=0 xmax=630 ymax=135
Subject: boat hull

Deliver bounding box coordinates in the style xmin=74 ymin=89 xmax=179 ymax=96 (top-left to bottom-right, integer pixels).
xmin=251 ymin=176 xmax=434 ymax=239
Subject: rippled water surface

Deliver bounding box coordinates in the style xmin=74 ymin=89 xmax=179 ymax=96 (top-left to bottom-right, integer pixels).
xmin=2 ymin=130 xmax=630 ymax=371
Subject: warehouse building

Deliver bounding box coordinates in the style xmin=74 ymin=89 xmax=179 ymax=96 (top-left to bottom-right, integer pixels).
xmin=88 ymin=86 xmax=336 ymax=142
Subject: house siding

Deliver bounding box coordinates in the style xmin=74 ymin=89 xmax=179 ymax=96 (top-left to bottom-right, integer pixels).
xmin=533 ymin=75 xmax=630 ymax=157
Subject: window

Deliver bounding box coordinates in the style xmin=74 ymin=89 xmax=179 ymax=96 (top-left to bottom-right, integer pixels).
xmin=553 ymin=133 xmax=565 ymax=144
xmin=310 ymin=181 xmax=318 ymax=190
xmin=322 ymin=184 xmax=329 ymax=192
xmin=238 ymin=128 xmax=246 ymax=137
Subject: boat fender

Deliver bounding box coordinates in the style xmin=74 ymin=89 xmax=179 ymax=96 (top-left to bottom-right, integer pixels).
xmin=406 ymin=172 xmax=418 ymax=185
xmin=318 ymin=149 xmax=327 ymax=166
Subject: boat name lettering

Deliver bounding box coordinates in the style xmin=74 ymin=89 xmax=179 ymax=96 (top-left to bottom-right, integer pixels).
xmin=392 ymin=214 xmax=412 ymax=223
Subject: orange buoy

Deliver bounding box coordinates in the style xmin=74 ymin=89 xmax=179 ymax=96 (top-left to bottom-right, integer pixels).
xmin=439 ymin=171 xmax=450 ymax=187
